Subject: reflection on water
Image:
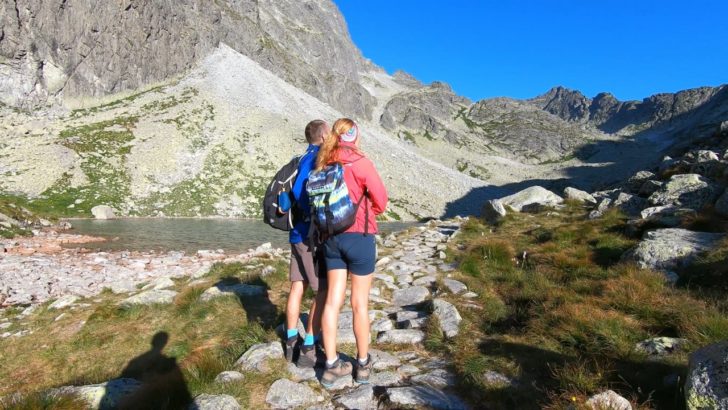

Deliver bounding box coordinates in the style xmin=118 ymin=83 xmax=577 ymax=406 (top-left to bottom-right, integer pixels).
xmin=66 ymin=219 xmax=417 ymax=253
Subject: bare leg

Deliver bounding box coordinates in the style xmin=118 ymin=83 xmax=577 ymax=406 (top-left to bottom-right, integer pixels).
xmin=286 ymin=281 xmax=306 ymax=332
xmin=308 ymin=288 xmax=328 ymax=335
xmin=322 ymin=269 xmax=348 ymax=361
xmin=350 ymin=273 xmax=373 ymax=360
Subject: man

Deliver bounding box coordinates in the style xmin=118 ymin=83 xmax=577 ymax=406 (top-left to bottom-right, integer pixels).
xmin=283 ymin=119 xmax=329 ymax=367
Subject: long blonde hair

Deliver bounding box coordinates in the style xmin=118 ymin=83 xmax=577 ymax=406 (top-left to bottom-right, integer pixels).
xmin=315 ymin=118 xmax=361 ymax=170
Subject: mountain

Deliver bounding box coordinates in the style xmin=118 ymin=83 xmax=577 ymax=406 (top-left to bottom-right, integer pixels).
xmin=1 ymin=0 xmax=726 ymax=220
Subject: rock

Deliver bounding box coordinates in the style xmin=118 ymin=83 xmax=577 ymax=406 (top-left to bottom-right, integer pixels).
xmin=214 ymin=371 xmax=245 ymax=384
xmin=142 ymin=276 xmax=175 ymax=291
xmin=685 ymin=340 xmax=728 ymax=410
xmin=433 ymin=299 xmax=462 ymax=338
xmin=190 ymin=394 xmax=241 ymax=410
xmin=371 ymin=318 xmax=394 ymax=333
xmin=563 ymin=187 xmax=597 ymax=204
xmin=716 ymin=189 xmax=728 ymax=217
xmin=442 ymin=279 xmax=467 ymax=295
xmin=462 ymin=291 xmax=478 ymax=299
xmin=392 ymin=286 xmax=430 ymax=307
xmin=91 ymin=205 xmax=116 ymax=220
xmin=265 ymin=379 xmax=317 ymax=409
xmin=376 ymin=256 xmax=392 ymax=267
xmin=109 ymin=280 xmax=138 ymax=294
xmin=482 ymin=199 xmax=507 ymax=223
xmin=687 ymin=150 xmax=720 ymax=163
xmin=370 ymin=349 xmax=402 ymax=370
xmin=386 ymin=386 xmax=467 ymax=410
xmin=626 ymin=171 xmax=655 ymax=193
xmin=377 ymin=329 xmax=426 ymax=344
xmin=586 ymin=390 xmax=632 ymax=410
xmin=286 ymin=362 xmax=317 ymax=382
xmin=397 ymin=364 xmax=421 ymax=376
xmin=589 ymin=198 xmax=612 ymax=219
xmin=625 ymin=228 xmax=724 ymax=273
xmin=235 ymin=342 xmax=284 ymax=372
xmin=333 ymin=384 xmax=377 ymax=410
xmin=639 ymin=180 xmax=663 ymax=197
xmin=324 ymin=374 xmax=354 ymax=391
xmin=481 ymin=370 xmax=513 ymax=387
xmin=370 ymin=370 xmax=403 ymax=387
xmin=120 ymin=290 xmax=177 ymax=306
xmin=50 ymin=378 xmax=141 ymax=409
xmin=648 ymin=174 xmax=719 ymax=210
xmin=200 ymin=283 xmax=266 ymax=302
xmin=612 ymin=192 xmax=646 ymax=216
xmin=411 ymin=369 xmax=457 ymax=388
xmin=412 ymin=275 xmax=437 ymax=286
xmin=635 ymin=337 xmax=687 ymax=356
xmin=499 ymin=186 xmax=563 ymax=212
xmin=48 ymin=295 xmax=79 ymax=310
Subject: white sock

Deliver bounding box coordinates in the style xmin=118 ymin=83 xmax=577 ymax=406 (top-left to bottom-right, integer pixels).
xmin=326 ymin=355 xmax=338 ymax=367
xmin=358 ymin=356 xmax=368 ymax=365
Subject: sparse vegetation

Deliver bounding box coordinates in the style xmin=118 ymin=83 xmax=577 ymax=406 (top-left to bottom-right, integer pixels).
xmin=438 ymin=206 xmax=728 ymax=409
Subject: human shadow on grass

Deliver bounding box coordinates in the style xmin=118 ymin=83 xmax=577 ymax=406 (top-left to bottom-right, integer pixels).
xmin=99 ymin=331 xmax=193 ymax=410
xmin=452 ymin=339 xmax=687 ymax=410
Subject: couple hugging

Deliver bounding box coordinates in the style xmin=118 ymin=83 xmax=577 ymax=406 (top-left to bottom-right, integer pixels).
xmin=267 ymin=118 xmax=388 ymax=388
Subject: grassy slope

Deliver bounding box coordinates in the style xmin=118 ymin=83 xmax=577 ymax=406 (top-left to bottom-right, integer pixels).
xmin=428 ymin=205 xmax=728 ymax=409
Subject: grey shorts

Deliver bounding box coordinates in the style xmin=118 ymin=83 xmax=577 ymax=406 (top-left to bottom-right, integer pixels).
xmin=290 ymin=241 xmax=327 ymax=292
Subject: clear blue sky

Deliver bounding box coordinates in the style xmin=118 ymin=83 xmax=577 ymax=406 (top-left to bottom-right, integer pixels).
xmin=333 ymin=1 xmax=728 ymax=101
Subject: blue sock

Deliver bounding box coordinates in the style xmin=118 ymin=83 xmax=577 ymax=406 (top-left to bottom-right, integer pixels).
xmin=303 ymin=333 xmax=315 ymax=346
xmin=286 ymin=329 xmax=298 ymax=339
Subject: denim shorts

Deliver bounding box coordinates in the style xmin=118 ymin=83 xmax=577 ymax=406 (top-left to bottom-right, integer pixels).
xmin=324 ymin=233 xmax=376 ymax=276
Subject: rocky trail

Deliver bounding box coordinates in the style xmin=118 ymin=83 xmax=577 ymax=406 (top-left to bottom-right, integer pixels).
xmin=1 ymin=219 xmax=483 ymax=409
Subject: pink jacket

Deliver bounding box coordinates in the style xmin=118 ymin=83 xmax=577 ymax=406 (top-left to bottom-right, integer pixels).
xmin=334 ymin=142 xmax=388 ymax=234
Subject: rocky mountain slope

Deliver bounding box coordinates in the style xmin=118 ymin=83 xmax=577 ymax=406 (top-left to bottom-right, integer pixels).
xmin=1 ymin=0 xmax=726 ymax=220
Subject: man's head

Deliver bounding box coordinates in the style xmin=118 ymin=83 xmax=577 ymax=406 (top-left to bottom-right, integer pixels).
xmin=305 ymin=120 xmax=329 ymax=145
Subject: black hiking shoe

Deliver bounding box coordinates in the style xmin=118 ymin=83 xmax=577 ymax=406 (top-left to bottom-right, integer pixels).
xmin=321 ymin=358 xmax=353 ymax=388
xmin=355 ymin=354 xmax=372 ymax=384
xmin=285 ymin=336 xmax=298 ymax=363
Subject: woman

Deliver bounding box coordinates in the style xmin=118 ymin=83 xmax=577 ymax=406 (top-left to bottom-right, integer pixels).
xmin=316 ymin=118 xmax=388 ymax=387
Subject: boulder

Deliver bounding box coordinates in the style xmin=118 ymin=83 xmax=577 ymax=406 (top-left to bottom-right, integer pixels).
xmin=499 ymin=186 xmax=563 ymax=212
xmin=392 ymin=286 xmax=430 ymax=307
xmin=91 ymin=205 xmax=116 ymax=220
xmin=200 ymin=283 xmax=266 ymax=302
xmin=265 ymin=379 xmax=317 ymax=409
xmin=120 ymin=290 xmax=177 ymax=306
xmin=586 ymin=390 xmax=632 ymax=410
xmin=235 ymin=342 xmax=283 ymax=372
xmin=481 ymin=370 xmax=513 ymax=387
xmin=715 ymin=189 xmax=728 ymax=217
xmin=370 ymin=371 xmax=403 ymax=387
xmin=442 ymin=279 xmax=468 ymax=295
xmin=588 ymin=198 xmax=612 ymax=219
xmin=214 ymin=371 xmax=245 ymax=384
xmin=386 ymin=386 xmax=467 ymax=410
xmin=482 ymin=199 xmax=507 ymax=223
xmin=377 ymin=329 xmax=425 ymax=344
xmin=369 ymin=349 xmax=402 ymax=370
xmin=50 ymin=378 xmax=141 ymax=409
xmin=625 ymin=228 xmax=724 ymax=273
xmin=190 ymin=394 xmax=241 ymax=410
xmin=432 ymin=299 xmax=462 ymax=338
xmin=635 ymin=337 xmax=687 ymax=356
xmin=648 ymin=174 xmax=719 ymax=210
xmin=563 ymin=187 xmax=597 ymax=204
xmin=286 ymin=362 xmax=316 ymax=382
xmin=48 ymin=295 xmax=79 ymax=310
xmin=639 ymin=180 xmax=663 ymax=197
xmin=333 ymin=384 xmax=377 ymax=410
xmin=685 ymin=340 xmax=728 ymax=410
xmin=411 ymin=369 xmax=457 ymax=388
xmin=612 ymin=192 xmax=647 ymax=217
xmin=626 ymin=171 xmax=655 ymax=193
xmin=639 ymin=206 xmax=696 ymax=227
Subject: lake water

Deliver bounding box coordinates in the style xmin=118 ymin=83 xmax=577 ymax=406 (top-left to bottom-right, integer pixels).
xmin=65 ymin=219 xmax=417 ymax=253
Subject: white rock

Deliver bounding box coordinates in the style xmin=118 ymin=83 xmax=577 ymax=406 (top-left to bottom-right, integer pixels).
xmin=586 ymin=390 xmax=632 ymax=410
xmin=91 ymin=205 xmax=116 ymax=219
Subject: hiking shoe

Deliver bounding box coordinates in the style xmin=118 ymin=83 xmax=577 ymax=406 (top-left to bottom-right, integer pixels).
xmin=355 ymin=354 xmax=373 ymax=384
xmin=285 ymin=336 xmax=298 ymax=363
xmin=321 ymin=358 xmax=353 ymax=388
xmin=296 ymin=344 xmax=319 ymax=368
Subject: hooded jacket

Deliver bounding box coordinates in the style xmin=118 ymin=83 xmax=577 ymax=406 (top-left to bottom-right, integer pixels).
xmin=333 ymin=141 xmax=388 ymax=234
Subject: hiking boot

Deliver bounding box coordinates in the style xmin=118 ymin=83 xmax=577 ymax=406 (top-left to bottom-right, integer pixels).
xmin=321 ymin=358 xmax=353 ymax=388
xmin=355 ymin=354 xmax=372 ymax=384
xmin=296 ymin=344 xmax=319 ymax=368
xmin=284 ymin=336 xmax=298 ymax=363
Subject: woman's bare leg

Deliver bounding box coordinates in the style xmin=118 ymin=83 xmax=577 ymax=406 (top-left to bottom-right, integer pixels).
xmin=322 ymin=269 xmax=348 ymax=361
xmin=350 ymin=272 xmax=373 ymax=360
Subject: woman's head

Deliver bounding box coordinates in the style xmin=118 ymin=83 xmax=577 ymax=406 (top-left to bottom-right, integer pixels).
xmin=316 ymin=118 xmax=362 ymax=170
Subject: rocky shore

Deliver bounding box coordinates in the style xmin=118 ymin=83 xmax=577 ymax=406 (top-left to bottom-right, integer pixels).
xmin=0 ymin=229 xmax=285 ymax=308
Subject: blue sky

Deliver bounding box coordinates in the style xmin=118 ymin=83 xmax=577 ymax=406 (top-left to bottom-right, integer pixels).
xmin=333 ymin=1 xmax=728 ymax=101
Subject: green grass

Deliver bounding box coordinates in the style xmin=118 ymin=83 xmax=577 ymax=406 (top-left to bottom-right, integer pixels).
xmin=437 ymin=207 xmax=728 ymax=409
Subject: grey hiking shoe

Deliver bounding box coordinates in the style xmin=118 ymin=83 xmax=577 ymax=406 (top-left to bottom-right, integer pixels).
xmin=355 ymin=354 xmax=372 ymax=384
xmin=296 ymin=345 xmax=319 ymax=368
xmin=321 ymin=358 xmax=353 ymax=388
xmin=285 ymin=336 xmax=298 ymax=363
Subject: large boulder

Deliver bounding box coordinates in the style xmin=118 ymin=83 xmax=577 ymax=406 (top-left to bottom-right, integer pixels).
xmin=50 ymin=378 xmax=141 ymax=409
xmin=612 ymin=192 xmax=647 ymax=217
xmin=499 ymin=186 xmax=563 ymax=212
xmin=626 ymin=171 xmax=655 ymax=193
xmin=91 ymin=205 xmax=117 ymax=220
xmin=563 ymin=187 xmax=597 ymax=205
xmin=482 ymin=199 xmax=507 ymax=223
xmin=625 ymin=228 xmax=724 ymax=273
xmin=648 ymin=174 xmax=719 ymax=210
xmin=685 ymin=340 xmax=728 ymax=410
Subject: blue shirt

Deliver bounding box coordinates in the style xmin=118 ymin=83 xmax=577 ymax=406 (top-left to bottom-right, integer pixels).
xmin=289 ymin=144 xmax=319 ymax=244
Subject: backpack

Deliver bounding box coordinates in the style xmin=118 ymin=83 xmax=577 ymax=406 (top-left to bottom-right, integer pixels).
xmin=262 ymin=155 xmax=301 ymax=231
xmin=306 ymin=162 xmax=367 ymax=236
